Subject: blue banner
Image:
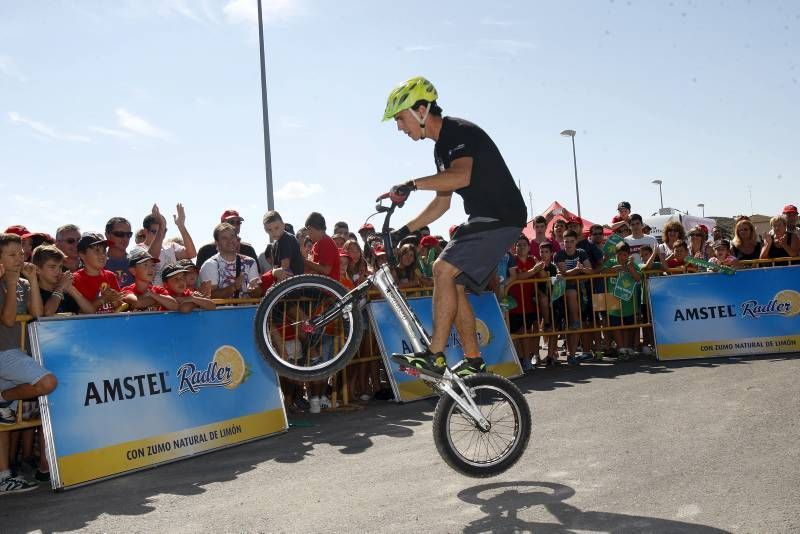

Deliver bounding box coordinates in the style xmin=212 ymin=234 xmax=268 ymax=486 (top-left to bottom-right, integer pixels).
xmin=30 ymin=307 xmax=287 ymax=489
xmin=367 ymin=292 xmax=521 ymax=402
xmin=648 ymin=266 xmax=800 ymax=360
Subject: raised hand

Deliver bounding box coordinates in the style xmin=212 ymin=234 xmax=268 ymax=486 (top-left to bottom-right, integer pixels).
xmin=21 ymin=262 xmax=38 ymax=280
xmin=173 ymin=203 xmax=186 ymax=228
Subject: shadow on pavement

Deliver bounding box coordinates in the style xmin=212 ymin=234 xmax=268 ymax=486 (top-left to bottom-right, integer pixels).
xmin=458 ymin=481 xmax=731 ymax=533
xmin=0 ymin=400 xmax=432 ymax=533
xmin=512 ymin=352 xmax=798 ymax=394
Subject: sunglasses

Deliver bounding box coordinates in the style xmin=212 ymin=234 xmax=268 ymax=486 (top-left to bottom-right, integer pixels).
xmin=111 ymin=231 xmax=133 ymax=238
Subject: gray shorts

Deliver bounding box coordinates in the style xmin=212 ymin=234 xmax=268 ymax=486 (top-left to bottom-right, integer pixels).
xmin=0 ymin=348 xmax=50 ymax=393
xmin=439 ymin=225 xmax=522 ymax=293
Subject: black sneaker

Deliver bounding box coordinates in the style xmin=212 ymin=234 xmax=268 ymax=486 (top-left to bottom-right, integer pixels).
xmin=451 ymin=357 xmax=487 ymax=377
xmin=391 ymin=349 xmax=447 ymax=375
xmin=0 ymin=475 xmax=37 ymax=495
xmin=34 ymin=470 xmax=50 ymax=483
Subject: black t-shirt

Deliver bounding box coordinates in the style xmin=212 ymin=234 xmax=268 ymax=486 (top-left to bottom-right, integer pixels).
xmin=576 ymin=239 xmax=604 ymax=268
xmin=196 ymin=242 xmax=260 ymax=272
xmin=271 ymin=231 xmax=305 ymax=275
xmin=554 ymin=248 xmax=590 ymax=270
xmin=434 ymin=117 xmax=526 ymax=228
xmin=39 ymin=288 xmax=80 ymax=314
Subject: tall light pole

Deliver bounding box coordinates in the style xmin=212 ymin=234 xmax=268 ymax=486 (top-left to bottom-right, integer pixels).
xmin=651 ymin=179 xmax=664 ymax=210
xmin=560 ymin=129 xmax=581 ymax=218
xmin=697 ymin=203 xmax=705 ymax=217
xmin=257 ymin=0 xmax=275 ymax=210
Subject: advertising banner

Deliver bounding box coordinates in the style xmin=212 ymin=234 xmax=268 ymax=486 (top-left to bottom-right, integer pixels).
xmin=367 ymin=293 xmax=521 ymax=402
xmin=649 ymin=266 xmax=800 ymax=360
xmin=30 ymin=307 xmax=287 ymax=489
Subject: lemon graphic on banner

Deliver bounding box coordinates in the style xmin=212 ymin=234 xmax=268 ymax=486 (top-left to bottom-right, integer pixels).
xmin=475 ymin=319 xmax=492 ymax=347
xmin=213 ymin=345 xmax=247 ymax=389
xmin=774 ymin=290 xmax=800 ymax=317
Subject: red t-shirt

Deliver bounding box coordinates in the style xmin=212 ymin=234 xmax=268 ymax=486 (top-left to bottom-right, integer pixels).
xmin=508 ymin=255 xmax=537 ymax=315
xmin=72 ymin=269 xmax=121 ymax=313
xmin=121 ymin=283 xmax=172 ymax=311
xmin=312 ymin=235 xmax=339 ymax=280
xmin=166 ymin=287 xmax=193 ymax=298
xmin=666 ymin=257 xmax=685 ymax=268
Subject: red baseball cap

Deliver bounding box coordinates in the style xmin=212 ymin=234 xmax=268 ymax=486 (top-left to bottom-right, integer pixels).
xmin=448 ymin=225 xmax=459 ymax=238
xmin=783 ymin=204 xmax=798 ymax=214
xmin=698 ymin=224 xmax=709 ymax=234
xmin=567 ymin=216 xmax=583 ymax=225
xmin=5 ymin=225 xmax=31 ymax=238
xmin=420 ymin=235 xmax=439 ymax=247
xmin=358 ymin=223 xmax=375 ymax=233
xmin=220 ymin=209 xmax=243 ymax=222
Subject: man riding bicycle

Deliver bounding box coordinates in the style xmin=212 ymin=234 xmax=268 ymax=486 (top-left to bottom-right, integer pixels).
xmin=384 ymin=76 xmax=527 ymax=377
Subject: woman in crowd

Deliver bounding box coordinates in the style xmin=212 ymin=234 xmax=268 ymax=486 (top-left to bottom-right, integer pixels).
xmin=657 ymin=221 xmax=685 ymax=260
xmin=343 ymin=239 xmax=368 ymax=285
xmin=687 ymin=226 xmax=711 ymax=260
xmin=730 ymin=218 xmax=762 ymax=262
xmin=392 ymin=243 xmax=423 ymax=289
xmin=760 ymin=214 xmax=799 ymax=264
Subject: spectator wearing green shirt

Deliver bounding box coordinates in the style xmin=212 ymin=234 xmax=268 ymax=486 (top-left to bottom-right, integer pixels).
xmin=604 ymin=241 xmax=642 ymax=358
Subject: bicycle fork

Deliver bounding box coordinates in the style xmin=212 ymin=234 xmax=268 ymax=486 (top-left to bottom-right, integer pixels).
xmin=371 ymin=265 xmax=491 ymax=431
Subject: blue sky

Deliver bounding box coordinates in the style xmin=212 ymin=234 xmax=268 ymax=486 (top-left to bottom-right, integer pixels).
xmin=2 ymin=0 xmax=797 ymax=249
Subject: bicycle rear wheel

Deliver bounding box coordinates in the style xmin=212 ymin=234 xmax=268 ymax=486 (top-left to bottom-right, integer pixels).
xmin=432 ymin=374 xmax=531 ymax=477
xmin=253 ymin=274 xmax=365 ymax=381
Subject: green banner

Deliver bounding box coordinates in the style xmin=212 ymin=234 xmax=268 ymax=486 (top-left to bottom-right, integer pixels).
xmin=612 ymin=271 xmax=637 ymax=302
xmin=550 ymin=276 xmax=565 ymax=302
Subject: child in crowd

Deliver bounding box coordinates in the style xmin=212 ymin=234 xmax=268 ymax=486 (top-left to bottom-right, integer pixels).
xmin=343 ymin=240 xmax=368 ymax=285
xmin=709 ymin=240 xmax=738 ymax=269
xmin=71 ymin=233 xmax=123 ymax=313
xmin=32 ymin=245 xmax=94 ymax=315
xmin=0 ymin=233 xmax=57 ymax=494
xmin=506 ymin=235 xmax=539 ymax=371
xmin=534 ymin=242 xmax=560 ymax=367
xmin=161 ymin=263 xmax=216 ymax=313
xmin=338 ymin=250 xmax=354 ymax=290
xmin=603 ymin=241 xmax=642 ymax=357
xmin=638 ymin=244 xmax=663 ymax=271
xmin=664 ymin=240 xmax=689 ymax=269
xmin=120 ymin=249 xmax=178 ymax=312
xmin=417 ymin=235 xmax=440 ymax=286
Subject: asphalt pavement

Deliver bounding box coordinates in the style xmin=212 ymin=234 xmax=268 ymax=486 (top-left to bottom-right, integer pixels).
xmin=2 ymin=353 xmax=798 ymax=533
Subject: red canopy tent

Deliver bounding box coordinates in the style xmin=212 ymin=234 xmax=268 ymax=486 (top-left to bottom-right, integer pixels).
xmin=521 ymin=201 xmax=611 ymax=240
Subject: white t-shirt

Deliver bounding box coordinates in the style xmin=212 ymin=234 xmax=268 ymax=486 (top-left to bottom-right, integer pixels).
xmin=624 ymin=234 xmax=658 ymax=264
xmin=199 ymin=253 xmax=259 ymax=295
xmin=656 ymin=242 xmax=673 ymax=261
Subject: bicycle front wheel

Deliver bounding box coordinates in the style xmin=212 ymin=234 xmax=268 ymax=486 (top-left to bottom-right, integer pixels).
xmin=253 ymin=274 xmax=365 ymax=381
xmin=432 ymin=374 xmax=531 ymax=477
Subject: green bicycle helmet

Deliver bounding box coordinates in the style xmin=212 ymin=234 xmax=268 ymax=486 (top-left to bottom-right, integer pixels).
xmin=382 ymin=76 xmax=438 ymax=121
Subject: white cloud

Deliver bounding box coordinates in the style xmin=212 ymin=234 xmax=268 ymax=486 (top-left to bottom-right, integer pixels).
xmin=0 ymin=55 xmax=27 ymax=82
xmin=275 ymin=181 xmax=323 ymax=200
xmin=8 ymin=111 xmax=91 ymax=142
xmin=223 ymin=0 xmax=301 ymax=25
xmin=88 ymin=126 xmax=133 ymax=139
xmin=115 ymin=108 xmax=172 ymax=140
xmin=402 ymin=44 xmax=446 ymax=52
xmin=478 ymin=39 xmax=534 ymax=56
xmin=480 ymin=16 xmax=515 ymax=26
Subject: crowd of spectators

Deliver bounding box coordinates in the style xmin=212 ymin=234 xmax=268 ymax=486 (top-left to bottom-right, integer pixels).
xmin=0 ymin=199 xmax=796 ymax=494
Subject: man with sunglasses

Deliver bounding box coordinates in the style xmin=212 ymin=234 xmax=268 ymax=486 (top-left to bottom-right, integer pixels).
xmin=104 ymin=217 xmax=135 ymax=287
xmin=55 ymin=224 xmax=81 ymax=272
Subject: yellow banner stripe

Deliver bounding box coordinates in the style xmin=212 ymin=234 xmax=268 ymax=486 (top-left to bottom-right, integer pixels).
xmin=657 ymin=334 xmax=800 ymax=360
xmin=57 ymin=409 xmax=286 ymax=488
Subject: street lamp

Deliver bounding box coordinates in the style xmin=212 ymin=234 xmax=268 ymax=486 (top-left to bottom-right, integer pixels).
xmin=257 ymin=0 xmax=275 ymax=210
xmin=651 ymin=179 xmax=664 ymax=210
xmin=560 ymin=129 xmax=581 ymax=218
xmin=697 ymin=203 xmax=705 ymax=217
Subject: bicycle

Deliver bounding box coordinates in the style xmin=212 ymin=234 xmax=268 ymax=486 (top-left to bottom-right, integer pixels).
xmin=253 ymin=191 xmax=531 ymax=477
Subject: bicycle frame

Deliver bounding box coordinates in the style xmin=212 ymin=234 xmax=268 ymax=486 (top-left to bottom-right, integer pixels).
xmin=308 ymin=201 xmax=490 ymax=430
